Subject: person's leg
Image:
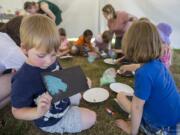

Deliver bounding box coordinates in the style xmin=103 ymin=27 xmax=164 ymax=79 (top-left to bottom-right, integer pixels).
xmin=0 ymin=96 xmax=10 ymax=109
xmin=58 ymin=49 xmax=70 ymax=57
xmin=0 ymin=73 xmax=13 ymax=109
xmin=81 ymin=46 xmax=89 ymax=57
xmin=114 ymin=92 xmax=132 ymax=132
xmin=80 ymin=107 xmax=96 ymax=130
xmin=40 ymin=106 xmax=96 ymax=134
xmin=115 ymin=92 xmax=132 ymax=114
xmin=63 ymin=48 xmax=70 ymax=56
xmin=115 ymin=119 xmax=131 ymax=134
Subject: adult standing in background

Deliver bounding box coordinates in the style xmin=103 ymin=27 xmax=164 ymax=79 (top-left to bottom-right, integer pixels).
xmin=24 ymin=0 xmax=62 ymax=25
xmin=102 ymin=4 xmax=137 ymax=50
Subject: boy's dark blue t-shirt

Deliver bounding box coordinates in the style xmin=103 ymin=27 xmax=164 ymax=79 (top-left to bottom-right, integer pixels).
xmin=11 ymin=62 xmax=70 ymax=128
xmin=135 ymin=59 xmax=180 ymax=127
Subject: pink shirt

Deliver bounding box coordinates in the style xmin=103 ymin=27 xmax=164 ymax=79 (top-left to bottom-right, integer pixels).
xmin=160 ymin=46 xmax=172 ymax=68
xmin=108 ymin=11 xmax=129 ymax=37
xmin=59 ymin=38 xmax=69 ymax=50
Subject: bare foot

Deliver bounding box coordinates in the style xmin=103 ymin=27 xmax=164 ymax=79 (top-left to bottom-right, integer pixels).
xmin=115 ymin=119 xmax=131 ymax=134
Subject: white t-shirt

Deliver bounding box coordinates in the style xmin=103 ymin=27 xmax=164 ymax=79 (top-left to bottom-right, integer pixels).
xmin=0 ymin=32 xmax=26 ymax=73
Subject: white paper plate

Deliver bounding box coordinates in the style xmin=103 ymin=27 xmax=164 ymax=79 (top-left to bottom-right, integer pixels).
xmin=110 ymin=83 xmax=134 ymax=95
xmin=104 ymin=58 xmax=117 ymax=65
xmin=59 ymin=55 xmax=73 ymax=59
xmin=83 ymin=88 xmax=109 ymax=103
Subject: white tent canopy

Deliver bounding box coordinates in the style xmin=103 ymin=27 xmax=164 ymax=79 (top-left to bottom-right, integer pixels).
xmin=0 ymin=0 xmax=180 ymax=48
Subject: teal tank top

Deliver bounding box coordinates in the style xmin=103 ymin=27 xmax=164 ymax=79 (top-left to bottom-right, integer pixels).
xmin=38 ymin=0 xmax=62 ymax=25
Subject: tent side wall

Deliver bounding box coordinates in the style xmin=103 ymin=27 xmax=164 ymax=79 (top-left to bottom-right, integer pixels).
xmin=0 ymin=0 xmax=179 ymax=48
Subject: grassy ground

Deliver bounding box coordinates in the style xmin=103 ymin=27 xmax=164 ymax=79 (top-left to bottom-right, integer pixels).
xmin=0 ymin=50 xmax=180 ymax=135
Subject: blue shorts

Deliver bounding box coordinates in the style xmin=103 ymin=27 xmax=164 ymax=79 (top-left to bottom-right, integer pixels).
xmin=140 ymin=119 xmax=180 ymax=135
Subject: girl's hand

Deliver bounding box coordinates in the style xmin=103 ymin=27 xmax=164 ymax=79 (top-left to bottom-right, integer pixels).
xmin=37 ymin=92 xmax=52 ymax=117
xmin=118 ymin=64 xmax=140 ymax=74
xmin=115 ymin=56 xmax=125 ymax=63
xmin=118 ymin=65 xmax=131 ymax=74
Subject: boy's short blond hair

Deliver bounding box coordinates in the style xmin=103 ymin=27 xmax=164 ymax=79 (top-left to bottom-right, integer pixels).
xmin=20 ymin=14 xmax=60 ymax=53
xmin=122 ymin=20 xmax=162 ymax=63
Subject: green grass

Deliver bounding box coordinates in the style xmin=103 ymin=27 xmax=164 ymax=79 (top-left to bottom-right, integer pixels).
xmin=170 ymin=50 xmax=180 ymax=89
xmin=0 ymin=50 xmax=180 ymax=135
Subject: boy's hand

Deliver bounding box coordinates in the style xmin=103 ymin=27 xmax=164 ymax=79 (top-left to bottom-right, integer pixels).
xmin=37 ymin=92 xmax=52 ymax=117
xmin=86 ymin=77 xmax=92 ymax=88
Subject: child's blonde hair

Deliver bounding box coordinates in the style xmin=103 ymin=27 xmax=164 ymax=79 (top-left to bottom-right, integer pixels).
xmin=122 ymin=20 xmax=162 ymax=63
xmin=20 ymin=14 xmax=60 ymax=53
xmin=139 ymin=17 xmax=150 ymax=22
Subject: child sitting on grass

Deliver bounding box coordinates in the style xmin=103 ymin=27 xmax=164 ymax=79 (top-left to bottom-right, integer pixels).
xmin=94 ymin=30 xmax=113 ymax=58
xmin=115 ymin=20 xmax=180 ymax=134
xmin=11 ymin=14 xmax=96 ymax=134
xmin=72 ymin=29 xmax=95 ymax=57
xmin=57 ymin=28 xmax=70 ymax=57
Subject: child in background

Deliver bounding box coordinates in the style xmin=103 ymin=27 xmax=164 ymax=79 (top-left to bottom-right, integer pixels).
xmin=24 ymin=1 xmax=62 ymax=25
xmin=72 ymin=29 xmax=94 ymax=57
xmin=58 ymin=28 xmax=70 ymax=57
xmin=157 ymin=22 xmax=173 ymax=68
xmin=11 ymin=15 xmax=96 ymax=134
xmin=94 ymin=30 xmax=113 ymax=58
xmin=115 ymin=20 xmax=180 ymax=134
